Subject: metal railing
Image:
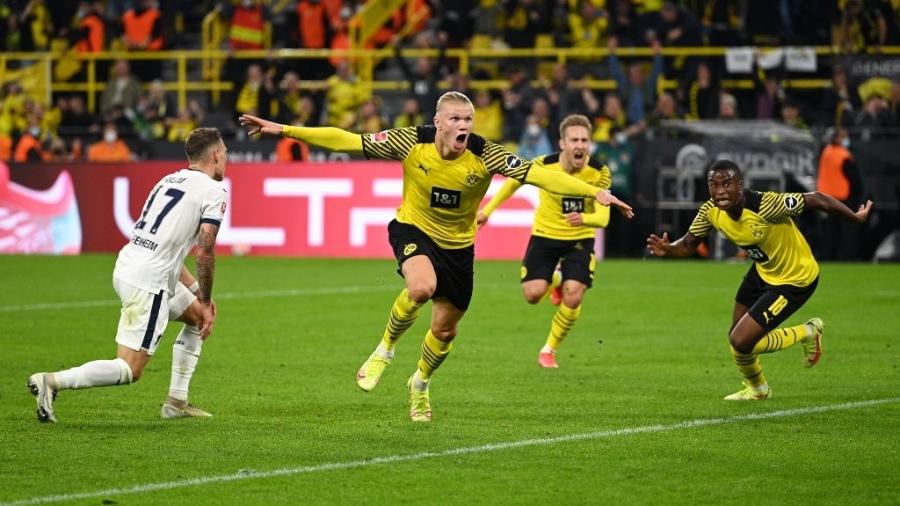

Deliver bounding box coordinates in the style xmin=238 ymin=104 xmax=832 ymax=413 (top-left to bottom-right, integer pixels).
xmin=1 ymin=45 xmax=897 ymax=113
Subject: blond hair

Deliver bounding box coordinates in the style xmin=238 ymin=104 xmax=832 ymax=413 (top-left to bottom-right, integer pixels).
xmin=558 ymin=114 xmax=592 ymax=139
xmin=436 ymin=91 xmax=473 ymax=113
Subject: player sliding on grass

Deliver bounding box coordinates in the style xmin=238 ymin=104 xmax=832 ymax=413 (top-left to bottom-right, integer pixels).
xmin=477 ymin=114 xmax=614 ymax=369
xmin=27 ymin=128 xmax=228 ymax=422
xmin=647 ymin=159 xmax=872 ymax=400
xmin=240 ymin=92 xmax=633 ymax=422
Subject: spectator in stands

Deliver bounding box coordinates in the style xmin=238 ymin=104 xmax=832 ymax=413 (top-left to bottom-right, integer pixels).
xmin=473 ymin=0 xmax=504 ymax=43
xmin=167 ymin=105 xmax=199 ymax=143
xmin=87 ymin=123 xmax=132 ymax=162
xmin=780 ymin=100 xmax=808 ymax=130
xmin=275 ymin=71 xmax=321 ymax=126
xmin=15 ymin=0 xmax=52 ymax=51
xmin=45 ymin=137 xmax=71 ymax=162
xmin=227 ymin=0 xmax=268 ymax=50
xmin=816 ymin=128 xmax=865 ymax=260
xmin=472 ymin=90 xmax=503 ymax=142
xmin=394 ymin=34 xmax=447 ymax=122
xmin=235 ymin=63 xmax=276 ymax=119
xmin=432 ymin=1 xmax=475 ymax=47
xmin=295 ymin=0 xmax=339 ymax=79
xmin=657 ymin=0 xmax=703 ymax=77
xmin=0 ymin=82 xmax=28 ymax=136
xmin=854 ymin=93 xmax=893 ymax=141
xmin=755 ymin=70 xmax=785 ymax=120
xmin=70 ymin=1 xmax=105 ymax=54
xmin=325 ymin=60 xmax=368 ymax=129
xmin=504 ymin=0 xmax=542 ymax=48
xmin=646 ymin=91 xmax=680 ymax=131
xmin=607 ymin=35 xmax=664 ymax=126
xmin=139 ymin=79 xmax=174 ymax=139
xmin=719 ymin=93 xmax=739 ymax=119
xmin=681 ymin=60 xmax=719 ymax=120
xmin=608 ymin=0 xmax=640 ymax=47
xmin=393 ymin=98 xmax=424 ymax=129
xmin=275 ymin=120 xmax=310 ymax=161
xmin=121 ymin=0 xmax=164 ymax=81
xmin=839 ymin=0 xmax=888 ymax=53
xmin=518 ymin=114 xmax=552 ymax=160
xmin=820 ymin=65 xmax=857 ymax=128
xmin=583 ymin=92 xmax=626 ymax=142
xmin=538 ymin=63 xmax=583 ymax=130
xmin=502 ymin=65 xmax=535 ymax=142
xmin=13 ymin=117 xmax=47 ymax=162
xmin=594 ymin=125 xmax=635 ymax=256
xmin=356 ymin=99 xmax=390 ymax=134
xmin=0 ymin=132 xmax=11 ymax=161
xmin=567 ymin=0 xmax=608 ymax=77
xmin=700 ymin=0 xmax=742 ymax=46
xmin=100 ymin=60 xmax=142 ymax=117
xmin=59 ymin=95 xmax=96 ymax=138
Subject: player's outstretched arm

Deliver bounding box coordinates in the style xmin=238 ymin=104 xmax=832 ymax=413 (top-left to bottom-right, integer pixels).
xmin=478 ymin=177 xmax=523 ymax=229
xmin=525 ymin=165 xmax=634 ymax=218
xmin=646 ymin=231 xmax=702 ymax=258
xmin=804 ymin=192 xmax=873 ymax=224
xmin=239 ymin=114 xmax=364 ymax=154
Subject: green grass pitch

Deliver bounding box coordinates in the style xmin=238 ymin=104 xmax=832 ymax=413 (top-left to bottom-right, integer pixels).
xmin=1 ymin=255 xmax=899 ymax=505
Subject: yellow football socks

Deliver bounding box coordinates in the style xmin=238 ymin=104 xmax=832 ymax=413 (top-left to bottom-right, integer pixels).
xmin=751 ymin=324 xmax=811 ymax=354
xmin=731 ymin=346 xmax=767 ymax=388
xmin=417 ymin=330 xmax=452 ymax=380
xmin=381 ymin=288 xmax=423 ymax=351
xmin=546 ymin=303 xmax=581 ymax=350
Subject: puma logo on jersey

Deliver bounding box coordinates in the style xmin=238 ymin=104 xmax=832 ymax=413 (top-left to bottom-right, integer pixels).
xmin=418 ymin=164 xmax=432 ymax=175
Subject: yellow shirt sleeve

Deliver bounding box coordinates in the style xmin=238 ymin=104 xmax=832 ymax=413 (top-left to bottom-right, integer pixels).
xmin=282 ymin=125 xmax=363 ymax=154
xmin=481 ymin=177 xmax=524 ymax=216
xmin=525 ymin=164 xmax=598 ymax=199
xmin=580 ymin=205 xmax=610 ymax=228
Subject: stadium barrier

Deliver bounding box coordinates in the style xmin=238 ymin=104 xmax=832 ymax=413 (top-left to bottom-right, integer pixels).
xmin=3 ymin=161 xmax=542 ymax=259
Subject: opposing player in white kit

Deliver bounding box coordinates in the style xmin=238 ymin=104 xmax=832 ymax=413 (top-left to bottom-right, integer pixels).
xmin=27 ymin=127 xmax=228 ymax=423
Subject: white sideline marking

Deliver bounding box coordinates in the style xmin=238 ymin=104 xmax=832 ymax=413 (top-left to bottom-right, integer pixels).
xmin=3 ymin=397 xmax=898 ymax=506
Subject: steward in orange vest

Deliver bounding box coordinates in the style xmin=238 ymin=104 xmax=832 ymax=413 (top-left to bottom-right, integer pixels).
xmin=229 ymin=1 xmax=267 ymax=50
xmin=122 ymin=0 xmax=163 ymax=50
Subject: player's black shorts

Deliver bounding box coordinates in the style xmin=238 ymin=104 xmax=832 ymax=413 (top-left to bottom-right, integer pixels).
xmin=736 ymin=265 xmax=818 ymax=331
xmin=521 ymin=235 xmax=595 ymax=288
xmin=388 ymin=219 xmax=474 ymax=311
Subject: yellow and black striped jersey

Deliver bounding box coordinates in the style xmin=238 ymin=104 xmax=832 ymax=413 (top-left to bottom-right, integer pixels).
xmin=362 ymin=126 xmax=532 ymax=249
xmin=688 ymin=190 xmax=819 ymax=287
xmin=530 ymin=153 xmax=611 ymax=240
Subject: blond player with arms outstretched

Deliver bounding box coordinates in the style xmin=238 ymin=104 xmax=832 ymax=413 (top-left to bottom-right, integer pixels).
xmin=478 ymin=114 xmax=613 ymax=368
xmin=240 ymin=92 xmax=633 ymax=422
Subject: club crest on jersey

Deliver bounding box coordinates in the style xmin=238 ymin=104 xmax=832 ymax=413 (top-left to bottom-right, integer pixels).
xmin=505 ymin=155 xmax=522 ymax=169
xmin=464 ymin=169 xmax=480 ymax=187
xmin=750 ymin=223 xmax=766 ymax=239
xmin=371 ymin=131 xmax=389 ymax=143
xmin=403 ymin=243 xmax=417 ymax=256
xmin=783 ymin=195 xmax=799 ymax=210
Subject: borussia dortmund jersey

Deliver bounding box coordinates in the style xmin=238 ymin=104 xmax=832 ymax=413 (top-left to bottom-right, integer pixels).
xmin=362 ymin=126 xmax=531 ymax=249
xmin=688 ymin=189 xmax=819 ymax=287
xmin=530 ymin=153 xmax=611 ymax=240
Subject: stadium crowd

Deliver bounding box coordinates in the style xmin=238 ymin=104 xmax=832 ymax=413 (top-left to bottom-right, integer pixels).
xmin=1 ymin=0 xmax=899 ymax=164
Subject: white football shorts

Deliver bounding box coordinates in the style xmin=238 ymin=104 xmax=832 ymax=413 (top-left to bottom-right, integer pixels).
xmin=113 ymin=278 xmax=171 ymax=355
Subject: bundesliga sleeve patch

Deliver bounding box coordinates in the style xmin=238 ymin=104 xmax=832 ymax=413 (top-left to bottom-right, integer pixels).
xmin=371 ymin=131 xmax=389 ymax=143
xmin=783 ymin=195 xmax=799 ymax=210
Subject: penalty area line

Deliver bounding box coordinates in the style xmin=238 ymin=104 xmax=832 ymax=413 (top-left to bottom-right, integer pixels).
xmin=3 ymin=397 xmax=899 ymax=506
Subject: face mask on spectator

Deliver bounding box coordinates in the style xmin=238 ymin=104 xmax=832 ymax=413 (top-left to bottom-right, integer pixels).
xmin=615 ymin=132 xmax=628 ymax=144
xmin=841 ymin=138 xmax=850 ymax=149
xmin=104 ymin=131 xmax=117 ymax=143
xmin=526 ymin=124 xmax=541 ymax=138
xmin=29 ymin=127 xmax=40 ymax=138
